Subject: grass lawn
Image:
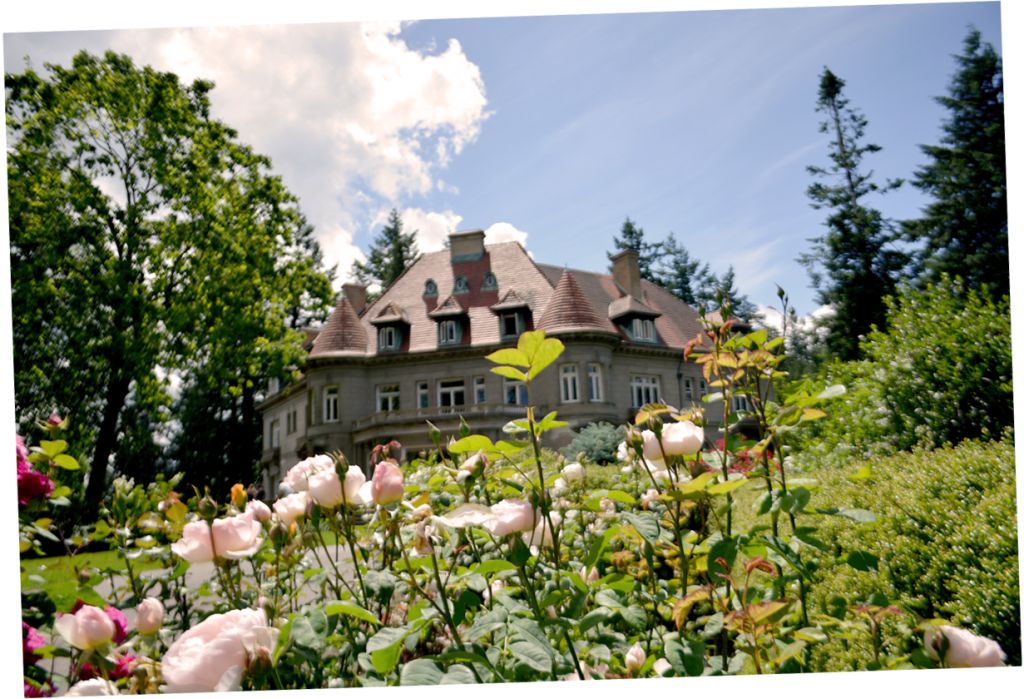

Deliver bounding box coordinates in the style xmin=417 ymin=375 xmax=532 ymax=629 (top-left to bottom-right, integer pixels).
xmin=20 ymin=550 xmax=167 ymax=590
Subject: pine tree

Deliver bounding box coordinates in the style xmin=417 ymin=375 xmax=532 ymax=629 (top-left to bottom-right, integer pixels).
xmin=904 ymin=28 xmax=1006 ymax=298
xmin=713 ymin=266 xmax=762 ymax=322
xmin=352 ymin=208 xmax=419 ymax=292
xmin=608 ymin=216 xmax=662 ymax=280
xmin=655 ymin=232 xmax=710 ymax=305
xmin=797 ymin=68 xmax=908 ymax=362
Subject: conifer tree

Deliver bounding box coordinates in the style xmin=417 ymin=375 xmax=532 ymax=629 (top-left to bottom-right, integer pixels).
xmin=352 ymin=208 xmax=419 ymax=292
xmin=904 ymin=28 xmax=1006 ymax=298
xmin=797 ymin=68 xmax=907 ymax=362
xmin=655 ymin=232 xmax=711 ymax=306
xmin=608 ymin=216 xmax=662 ymax=281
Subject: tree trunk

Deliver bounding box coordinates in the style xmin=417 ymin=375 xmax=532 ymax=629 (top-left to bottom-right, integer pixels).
xmin=84 ymin=373 xmax=132 ymax=519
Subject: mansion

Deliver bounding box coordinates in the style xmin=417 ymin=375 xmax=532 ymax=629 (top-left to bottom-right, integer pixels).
xmin=258 ymin=229 xmax=743 ymax=495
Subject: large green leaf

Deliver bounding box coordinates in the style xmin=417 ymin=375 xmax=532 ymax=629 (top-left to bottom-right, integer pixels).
xmin=466 ymin=608 xmax=508 ymax=641
xmin=325 ymin=601 xmax=381 ymax=626
xmin=622 ymin=512 xmax=660 ymax=546
xmin=490 ymin=365 xmax=528 ymax=382
xmin=527 ymin=338 xmax=565 ymax=379
xmin=449 ymin=435 xmax=496 ymax=454
xmin=440 ymin=665 xmax=477 ymax=684
xmin=579 ymin=607 xmax=615 ymax=633
xmin=367 ymin=626 xmax=409 ymax=652
xmin=401 ymin=658 xmax=444 ymax=685
xmin=665 ymin=638 xmax=706 ymax=677
xmin=509 ymin=641 xmax=552 ymax=672
xmin=510 ymin=617 xmax=553 ymax=657
xmin=474 ymin=560 xmax=516 ymax=576
xmin=371 ymin=641 xmax=403 ymax=675
xmin=486 ymin=348 xmax=530 ymax=367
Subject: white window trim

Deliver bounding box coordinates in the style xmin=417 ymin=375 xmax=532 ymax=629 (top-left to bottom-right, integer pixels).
xmin=377 ymin=384 xmax=400 ymax=412
xmin=732 ymin=395 xmax=750 ymax=412
xmin=270 ymin=420 xmax=280 ymax=448
xmin=439 ymin=319 xmax=458 ymax=344
xmin=588 ymin=363 xmax=603 ymax=402
xmin=474 ymin=376 xmax=486 ymax=404
xmin=324 ymin=386 xmax=339 ymax=422
xmin=438 ymin=379 xmax=466 ymax=408
xmin=560 ymin=364 xmax=579 ymax=403
xmin=630 ymin=375 xmax=661 ymax=408
xmin=685 ymin=378 xmax=694 ymax=400
xmin=417 ymin=381 xmax=429 ymax=409
xmin=378 ymin=326 xmax=397 ymax=350
xmin=504 ymin=377 xmax=528 ymax=405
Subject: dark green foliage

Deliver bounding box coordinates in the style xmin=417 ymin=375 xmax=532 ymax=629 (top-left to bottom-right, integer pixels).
xmin=653 ymin=232 xmax=710 ymax=306
xmin=607 ymin=217 xmax=662 ymax=281
xmin=808 ymin=440 xmax=1019 ymax=669
xmin=794 ymin=276 xmax=1012 ymax=466
xmin=560 ymin=422 xmax=626 ymax=464
xmin=904 ymin=29 xmax=1006 ymax=299
xmin=798 ymin=68 xmax=907 ymax=362
xmin=353 ymin=208 xmax=419 ymax=294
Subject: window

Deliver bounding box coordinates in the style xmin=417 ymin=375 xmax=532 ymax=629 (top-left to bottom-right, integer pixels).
xmin=685 ymin=378 xmax=693 ymax=400
xmin=504 ymin=378 xmax=528 ymax=405
xmin=424 ymin=279 xmax=438 ymax=297
xmin=378 ymin=326 xmax=397 ymax=350
xmin=453 ymin=275 xmax=469 ymax=293
xmin=324 ymin=386 xmax=338 ymax=422
xmin=732 ymin=396 xmax=750 ymax=412
xmin=438 ymin=379 xmax=466 ymax=407
xmin=438 ymin=319 xmax=459 ymax=345
xmin=699 ymin=379 xmax=707 ymax=398
xmin=377 ymin=384 xmax=400 ymax=412
xmin=482 ymin=272 xmax=498 ymax=290
xmin=268 ymin=377 xmax=280 ymax=395
xmin=588 ymin=364 xmax=603 ymax=402
xmin=270 ymin=420 xmax=280 ymax=449
xmin=501 ymin=312 xmax=522 ymax=338
xmin=631 ymin=318 xmax=656 ymax=342
xmin=418 ymin=381 xmax=429 ymax=409
xmin=286 ymin=410 xmax=297 ymax=434
xmin=475 ymin=377 xmax=486 ymax=403
xmin=560 ymin=365 xmax=579 ymax=403
xmin=631 ymin=375 xmax=661 ymax=408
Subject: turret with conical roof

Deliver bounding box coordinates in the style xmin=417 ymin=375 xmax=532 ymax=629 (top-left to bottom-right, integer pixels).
xmin=536 ymin=270 xmax=617 ymax=335
xmin=307 ymin=295 xmax=367 ymax=357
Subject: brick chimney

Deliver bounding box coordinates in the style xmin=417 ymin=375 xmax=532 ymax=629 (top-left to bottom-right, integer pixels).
xmin=342 ymin=283 xmax=367 ymax=316
xmin=611 ymin=249 xmax=643 ymax=299
xmin=449 ymin=229 xmax=486 ymax=263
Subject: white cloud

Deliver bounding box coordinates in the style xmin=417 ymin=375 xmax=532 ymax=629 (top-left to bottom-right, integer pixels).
xmin=483 ymin=222 xmax=529 ymax=248
xmin=400 ymin=208 xmax=464 ymax=252
xmin=87 ymin=21 xmax=488 ymax=289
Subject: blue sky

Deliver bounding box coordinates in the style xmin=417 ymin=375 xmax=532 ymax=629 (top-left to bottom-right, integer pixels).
xmin=1 ymin=2 xmax=1007 ymax=322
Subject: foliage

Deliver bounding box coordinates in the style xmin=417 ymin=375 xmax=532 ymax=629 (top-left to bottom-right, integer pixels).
xmin=807 ymin=440 xmax=1019 ymax=669
xmin=904 ymin=29 xmax=1006 ymax=299
xmin=6 ymin=50 xmax=334 ymax=513
xmin=651 ymin=232 xmax=711 ymax=306
xmin=352 ymin=208 xmax=419 ymax=295
xmin=797 ymin=68 xmax=908 ymax=362
xmin=560 ymin=422 xmax=626 ymax=464
xmin=607 ymin=216 xmax=662 ymax=281
xmin=792 ymin=276 xmax=1013 ymax=465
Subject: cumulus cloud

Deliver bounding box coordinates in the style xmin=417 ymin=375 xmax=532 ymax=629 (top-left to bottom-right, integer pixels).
xmin=400 ymin=208 xmax=464 ymax=252
xmin=52 ymin=21 xmax=490 ymax=288
xmin=483 ymin=222 xmax=529 ymax=247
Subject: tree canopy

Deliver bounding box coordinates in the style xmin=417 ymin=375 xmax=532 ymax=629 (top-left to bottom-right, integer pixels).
xmin=607 ymin=216 xmax=662 ymax=281
xmin=904 ymin=28 xmax=1006 ymax=299
xmin=7 ymin=50 xmax=334 ymax=514
xmin=352 ymin=208 xmax=419 ymax=294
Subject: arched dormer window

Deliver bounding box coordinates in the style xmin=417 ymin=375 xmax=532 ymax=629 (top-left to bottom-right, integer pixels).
xmin=453 ymin=275 xmax=469 ymax=294
xmin=482 ymin=272 xmax=498 ymax=291
xmin=424 ymin=279 xmax=438 ymax=298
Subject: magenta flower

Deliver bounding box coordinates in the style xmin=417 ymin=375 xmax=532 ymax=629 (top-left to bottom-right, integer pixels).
xmin=66 ymin=601 xmax=129 ymax=645
xmin=23 ymin=680 xmax=53 ymax=697
xmin=22 ymin=621 xmax=46 ymax=664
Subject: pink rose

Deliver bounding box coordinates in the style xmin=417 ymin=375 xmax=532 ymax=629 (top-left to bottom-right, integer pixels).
xmin=523 ymin=510 xmax=561 ymax=548
xmin=171 ymin=512 xmax=262 ymax=562
xmin=161 ymin=608 xmax=278 ymax=693
xmin=309 ymin=464 xmax=369 ymax=508
xmin=625 ymin=641 xmax=647 ymax=671
xmin=55 ymin=605 xmax=116 ymax=650
xmin=642 ymin=421 xmax=704 ymax=461
xmin=23 ymin=621 xmax=46 ymax=664
xmin=134 ymin=598 xmax=165 ymax=636
xmin=273 ymin=491 xmax=311 ymax=527
xmin=370 ymin=459 xmax=405 ymax=505
xmin=482 ymin=499 xmax=536 ymax=537
xmin=245 ymin=499 xmax=273 ymax=523
xmin=653 ymin=658 xmax=672 ymax=676
xmin=64 ymin=679 xmax=117 ymax=696
xmin=924 ymin=625 xmax=1005 ymax=667
xmin=281 ymin=454 xmax=334 ymax=492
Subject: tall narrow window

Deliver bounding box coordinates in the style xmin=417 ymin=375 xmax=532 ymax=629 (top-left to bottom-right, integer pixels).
xmin=732 ymin=396 xmax=750 ymax=412
xmin=474 ymin=377 xmax=486 ymax=403
xmin=377 ymin=384 xmax=400 ymax=412
xmin=505 ymin=379 xmax=528 ymax=405
xmin=324 ymin=386 xmax=338 ymax=422
xmin=438 ymin=320 xmax=459 ymax=344
xmin=501 ymin=312 xmax=521 ymax=338
xmin=438 ymin=379 xmax=466 ymax=407
xmin=268 ymin=377 xmax=280 ymax=395
xmin=699 ymin=379 xmax=707 ymax=398
xmin=685 ymin=378 xmax=693 ymax=400
xmin=630 ymin=375 xmax=661 ymax=408
xmin=270 ymin=420 xmax=280 ymax=448
xmin=417 ymin=382 xmax=429 ymax=409
xmin=560 ymin=365 xmax=579 ymax=403
xmin=630 ymin=318 xmax=656 ymax=342
xmin=378 ymin=326 xmax=397 ymax=350
xmin=588 ymin=364 xmax=603 ymax=402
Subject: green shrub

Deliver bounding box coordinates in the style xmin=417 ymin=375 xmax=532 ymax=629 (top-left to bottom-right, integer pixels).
xmin=560 ymin=421 xmax=626 ymax=464
xmin=807 ymin=439 xmax=1020 ymax=669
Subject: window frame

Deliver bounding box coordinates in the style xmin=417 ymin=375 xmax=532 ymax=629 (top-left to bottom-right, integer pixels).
xmin=588 ymin=363 xmax=603 ymax=402
xmin=377 ymin=384 xmax=401 ymax=412
xmin=268 ymin=377 xmax=280 ymax=395
xmin=500 ymin=311 xmax=522 ymax=339
xmin=438 ymin=379 xmax=466 ymax=408
xmin=560 ymin=364 xmax=580 ymax=403
xmin=324 ymin=386 xmax=339 ymax=422
xmin=270 ymin=420 xmax=280 ymax=449
xmin=453 ymin=275 xmax=469 ymax=294
xmin=474 ymin=376 xmax=486 ymax=404
xmin=378 ymin=326 xmax=398 ymax=351
xmin=731 ymin=395 xmax=750 ymax=412
xmin=685 ymin=378 xmax=694 ymax=400
xmin=438 ymin=319 xmax=460 ymax=345
xmin=504 ymin=378 xmax=528 ymax=405
xmin=417 ymin=381 xmax=429 ymax=409
xmin=630 ymin=375 xmax=661 ymax=408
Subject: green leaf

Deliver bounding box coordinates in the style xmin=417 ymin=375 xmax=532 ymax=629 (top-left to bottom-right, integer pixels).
xmin=579 ymin=607 xmax=615 ymax=633
xmin=815 ymin=384 xmax=847 ymax=401
xmin=583 ymin=525 xmax=620 ymax=569
xmin=440 ymin=665 xmax=477 ymax=684
xmin=837 ymin=508 xmax=878 ymax=523
xmin=772 ymin=639 xmax=807 ymax=666
xmin=849 ymin=463 xmax=873 ymax=481
xmin=509 ymin=641 xmax=552 ymax=672
xmin=49 ymin=486 xmax=72 ymax=499
xmin=604 ymin=490 xmax=636 ymax=505
xmin=793 ymin=627 xmax=829 ymax=643
xmin=39 ymin=440 xmax=68 ymax=457
xmin=621 ymin=604 xmax=647 ymax=630
xmin=449 ymin=435 xmax=495 ymax=454
xmin=494 ymin=440 xmax=529 ymax=454
xmin=474 ymin=560 xmax=516 ymax=576
xmin=510 ymin=617 xmax=553 ymax=657
xmin=325 ymin=601 xmax=381 ymax=626
xmin=466 ymin=608 xmax=508 ymax=641
xmin=527 ymin=338 xmax=565 ymax=379
xmin=372 ymin=641 xmax=403 ymax=674
xmin=665 ymin=638 xmax=706 ymax=677
xmin=707 ymin=478 xmax=749 ymax=495
xmin=289 ymin=615 xmax=323 ymax=649
xmin=622 ymin=512 xmax=660 ymax=546
xmin=703 ymin=391 xmax=724 ymax=404
xmin=781 ymin=487 xmax=812 ymax=515
xmin=43 ymin=582 xmax=105 ymax=613
xmin=401 ymin=658 xmax=444 ymax=685
xmin=491 ymin=366 xmax=528 ymax=381
xmin=843 ymin=551 xmax=880 ymax=573
xmin=594 ymin=589 xmax=624 ymax=610
xmin=707 ymin=536 xmax=738 ymax=581
xmin=53 ymin=454 xmax=80 ymax=470
xmin=517 ymin=330 xmax=545 ymax=361
xmin=486 ymin=348 xmax=530 ymax=367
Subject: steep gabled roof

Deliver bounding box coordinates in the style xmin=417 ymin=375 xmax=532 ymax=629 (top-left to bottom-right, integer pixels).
xmin=369 ymin=301 xmax=409 ymax=325
xmin=427 ymin=295 xmax=467 ymax=318
xmin=308 ymin=297 xmax=367 ymax=357
xmin=608 ymin=295 xmax=662 ymax=320
xmin=490 ymin=288 xmax=530 ymax=312
xmin=536 ymin=271 xmax=618 ymax=335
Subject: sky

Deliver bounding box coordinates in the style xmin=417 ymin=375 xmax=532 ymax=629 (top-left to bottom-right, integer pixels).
xmin=1 ymin=1 xmax=1007 ymax=322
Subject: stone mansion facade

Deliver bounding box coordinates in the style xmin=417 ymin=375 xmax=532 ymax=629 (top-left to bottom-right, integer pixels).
xmin=258 ymin=229 xmax=742 ymax=496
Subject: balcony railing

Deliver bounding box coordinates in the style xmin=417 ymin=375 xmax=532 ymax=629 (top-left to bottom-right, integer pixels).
xmin=352 ymin=402 xmax=534 ymax=432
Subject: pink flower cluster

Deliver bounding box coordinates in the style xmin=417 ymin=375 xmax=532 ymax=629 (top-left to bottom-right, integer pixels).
xmin=17 ymin=435 xmax=54 ymax=505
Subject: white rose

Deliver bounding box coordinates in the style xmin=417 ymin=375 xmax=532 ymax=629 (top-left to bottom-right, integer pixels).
xmin=161 ymin=609 xmax=276 ymax=693
xmin=523 ymin=511 xmax=562 ymax=548
xmin=562 ymin=462 xmax=584 ymax=483
xmin=134 ymin=598 xmax=164 ymax=636
xmin=245 ymin=500 xmax=272 ymax=522
xmin=65 ymin=678 xmax=120 ymax=696
xmin=625 ymin=641 xmax=647 ymax=671
xmin=642 ymin=421 xmax=704 ymax=460
xmin=282 ymin=454 xmax=335 ymax=492
xmin=924 ymin=625 xmax=1005 ymax=667
xmin=273 ymin=491 xmax=310 ymax=527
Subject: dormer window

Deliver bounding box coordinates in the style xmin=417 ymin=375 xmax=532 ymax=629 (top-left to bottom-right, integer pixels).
xmin=378 ymin=326 xmax=398 ymax=351
xmin=438 ymin=319 xmax=461 ymax=345
xmin=482 ymin=272 xmax=498 ymax=291
xmin=501 ymin=311 xmax=523 ymax=339
xmin=424 ymin=279 xmax=438 ymax=297
xmin=631 ymin=317 xmax=657 ymax=343
xmin=453 ymin=275 xmax=469 ymax=294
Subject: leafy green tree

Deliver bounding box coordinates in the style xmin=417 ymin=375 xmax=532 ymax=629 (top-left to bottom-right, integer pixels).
xmin=903 ymin=29 xmax=1006 ymax=299
xmin=6 ymin=51 xmax=334 ymax=515
xmin=607 ymin=216 xmax=662 ymax=281
xmin=654 ymin=232 xmax=712 ymax=306
xmin=352 ymin=208 xmax=419 ymax=293
xmin=797 ymin=68 xmax=908 ymax=361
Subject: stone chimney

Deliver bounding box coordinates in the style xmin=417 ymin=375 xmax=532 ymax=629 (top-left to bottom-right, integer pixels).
xmin=449 ymin=229 xmax=486 ymax=263
xmin=611 ymin=249 xmax=643 ymax=299
xmin=342 ymin=283 xmax=367 ymax=316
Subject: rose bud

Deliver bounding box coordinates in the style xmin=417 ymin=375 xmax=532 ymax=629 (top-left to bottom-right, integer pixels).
xmin=134 ymin=598 xmax=165 ymax=636
xmin=625 ymin=641 xmax=647 ymax=671
xmin=55 ymin=605 xmax=116 ymax=650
